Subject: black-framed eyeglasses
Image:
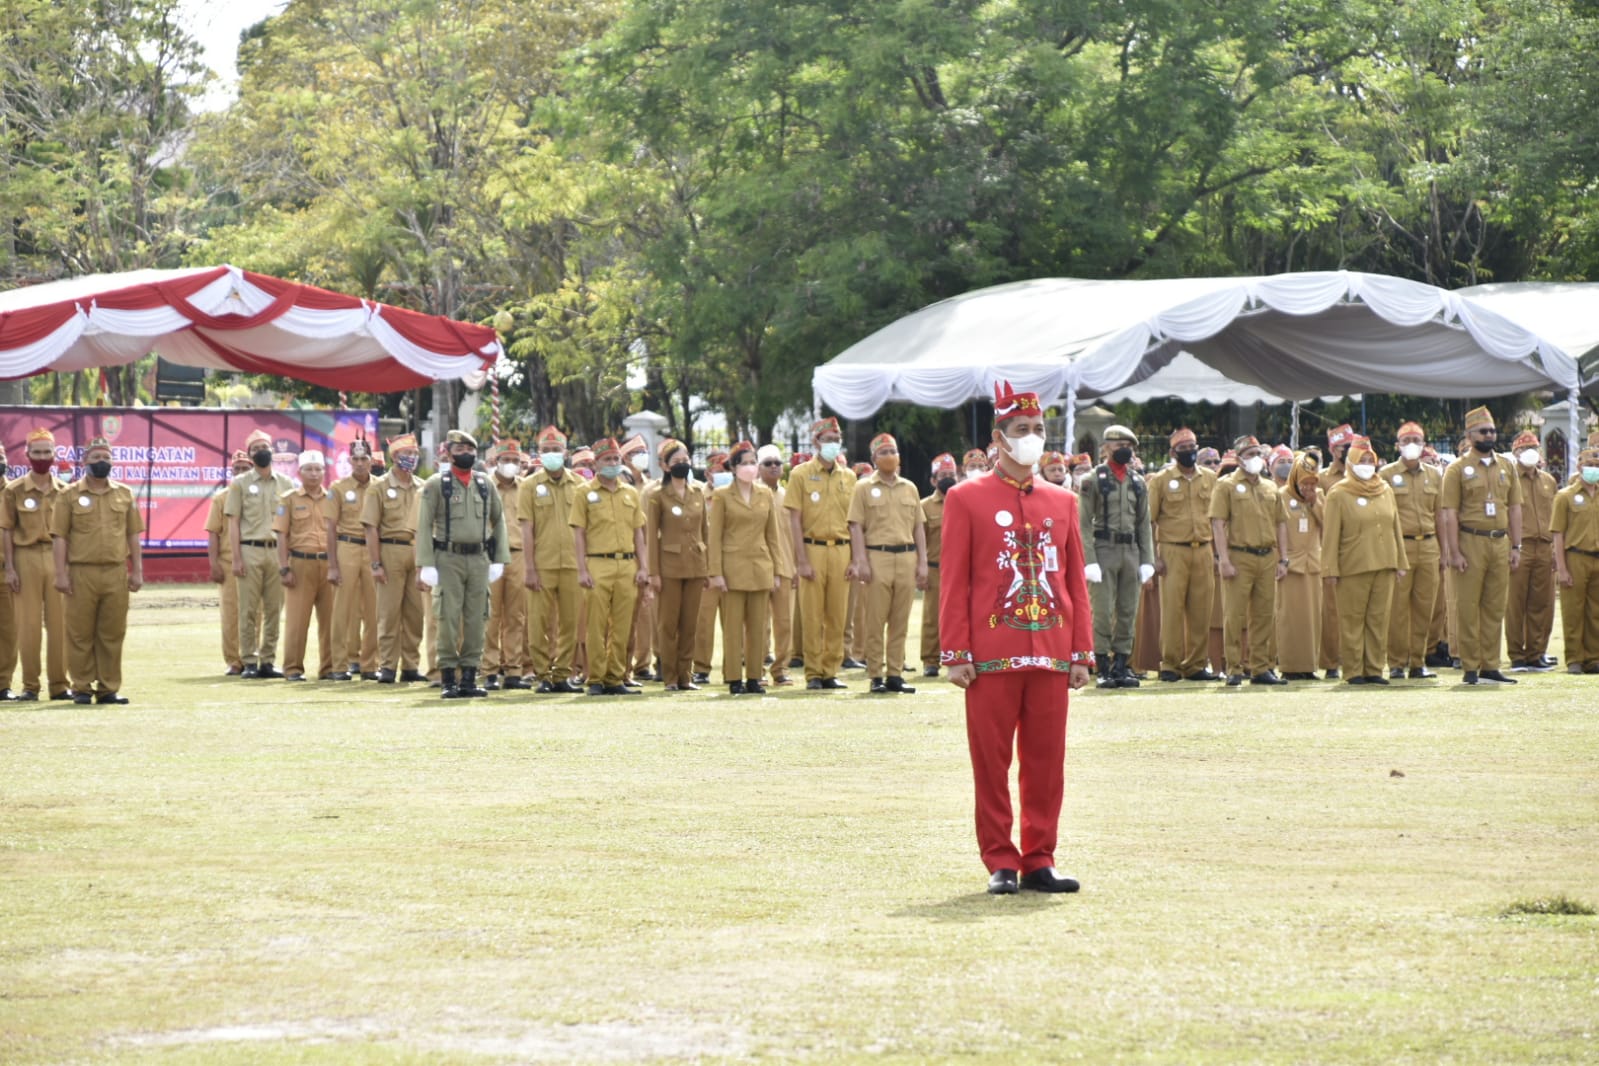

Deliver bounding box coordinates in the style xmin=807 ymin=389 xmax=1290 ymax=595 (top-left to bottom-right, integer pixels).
xmin=760 ymin=460 xmax=782 ymax=466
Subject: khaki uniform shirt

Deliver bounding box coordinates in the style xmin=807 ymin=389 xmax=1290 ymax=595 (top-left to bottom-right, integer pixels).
xmin=847 ymin=471 xmax=924 ymax=546
xmin=1 ymin=473 xmax=67 ymax=547
xmin=518 ymin=468 xmax=584 ymax=570
xmin=273 ymin=486 xmax=331 ymax=555
xmin=569 ymin=480 xmax=645 ymax=557
xmin=1378 ymin=461 xmax=1441 ymax=538
xmin=646 ymin=479 xmax=710 ymax=580
xmin=1321 ymin=484 xmax=1409 ymax=577
xmin=1318 ymin=461 xmax=1347 ymax=495
xmin=1076 ymin=463 xmax=1154 ymax=566
xmin=224 ymin=468 xmax=297 ymax=541
xmin=1209 ymin=471 xmax=1279 ymax=549
xmin=783 ymin=458 xmax=857 ymax=541
xmin=359 ymin=472 xmax=422 ymax=541
xmin=1278 ymin=488 xmax=1323 ymax=575
xmin=769 ymin=483 xmax=796 ymax=578
xmin=417 ymin=470 xmax=510 ymax=567
xmin=203 ymin=490 xmax=232 ymax=565
xmin=921 ymin=492 xmax=945 ymax=566
xmin=1516 ymin=466 xmax=1557 ymax=542
xmin=327 ymin=475 xmax=374 ymax=540
xmin=1441 ymin=453 xmax=1522 ymax=532
xmin=1148 ymin=463 xmax=1216 ymax=545
xmin=709 ymin=483 xmax=782 ymax=590
xmin=50 ymin=480 xmax=144 ymax=564
xmin=1552 ymin=483 xmax=1599 ymax=552
xmin=493 ymin=476 xmax=522 ymax=553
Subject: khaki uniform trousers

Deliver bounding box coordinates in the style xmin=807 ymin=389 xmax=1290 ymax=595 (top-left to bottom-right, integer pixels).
xmin=483 ymin=550 xmax=527 ymax=677
xmin=586 ymin=557 xmax=639 ymax=687
xmin=1276 ymin=571 xmax=1321 ymax=675
xmin=237 ymin=544 xmax=284 ymax=666
xmin=846 ymin=581 xmax=866 ymax=660
xmin=528 ymin=568 xmax=582 ymax=683
xmin=628 ymin=582 xmax=657 ymax=677
xmin=65 ymin=563 xmax=128 ymax=696
xmin=332 ymin=540 xmax=378 ymax=673
xmin=0 ymin=575 xmax=14 ymax=690
xmin=1319 ymin=578 xmax=1341 ymax=670
xmin=1388 ymin=538 xmax=1441 ymax=670
xmin=721 ymin=587 xmax=772 ymax=683
xmin=13 ymin=544 xmax=68 ymax=696
xmin=1559 ymin=550 xmax=1599 ymax=669
xmin=376 ymin=541 xmax=425 ymax=672
xmin=1505 ymin=538 xmax=1555 ymax=662
xmin=1335 ymin=570 xmax=1396 ymax=679
xmin=1222 ymin=550 xmax=1275 ymax=677
xmin=769 ymin=577 xmax=795 ymax=682
xmin=433 ymin=551 xmax=490 ymax=670
xmin=1158 ymin=544 xmax=1213 ymax=676
xmin=918 ymin=566 xmax=942 ymax=670
xmin=800 ymin=542 xmax=851 ymax=681
xmin=864 ymin=549 xmax=917 ymax=679
xmin=1449 ymin=533 xmax=1510 ymax=672
xmin=1428 ymin=557 xmax=1455 ymax=653
xmin=656 ymin=576 xmax=705 ymax=688
xmin=1208 ymin=563 xmax=1226 ymax=671
xmin=220 ymin=568 xmax=241 ymax=671
xmin=1090 ymin=542 xmax=1141 ymax=657
xmin=692 ymin=585 xmax=721 ymax=676
xmin=283 ymin=556 xmax=335 ymax=678
xmin=1132 ymin=577 xmax=1162 ymax=673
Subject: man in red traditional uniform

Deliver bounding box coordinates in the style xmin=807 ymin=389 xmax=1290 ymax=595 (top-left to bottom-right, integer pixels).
xmin=940 ymin=381 xmax=1095 ymax=896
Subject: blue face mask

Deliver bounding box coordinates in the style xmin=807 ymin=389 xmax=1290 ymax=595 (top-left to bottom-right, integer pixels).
xmin=598 ymin=464 xmax=623 ymax=480
xmin=1582 ymin=467 xmax=1599 ymax=485
xmin=540 ymin=451 xmax=565 ymax=472
xmin=818 ymin=442 xmax=842 ymax=463
xmin=711 ymin=471 xmax=733 ymax=489
xmin=394 ymin=453 xmax=420 ymax=473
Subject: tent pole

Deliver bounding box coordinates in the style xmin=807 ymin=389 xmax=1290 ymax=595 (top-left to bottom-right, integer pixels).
xmin=1290 ymin=401 xmax=1300 ymax=450
xmin=1571 ymin=386 xmax=1582 ymax=480
xmin=1064 ymin=389 xmax=1077 ymax=456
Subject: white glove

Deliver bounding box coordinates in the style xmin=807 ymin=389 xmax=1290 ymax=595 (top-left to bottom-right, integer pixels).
xmin=419 ymin=566 xmax=439 ymax=588
xmin=1138 ymin=563 xmax=1155 ymax=585
xmin=1083 ymin=563 xmax=1103 ymax=584
xmin=488 ymin=563 xmax=505 ymax=584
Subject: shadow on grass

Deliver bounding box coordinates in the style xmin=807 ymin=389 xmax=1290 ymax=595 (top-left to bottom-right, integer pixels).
xmin=893 ymin=892 xmax=1073 ymax=924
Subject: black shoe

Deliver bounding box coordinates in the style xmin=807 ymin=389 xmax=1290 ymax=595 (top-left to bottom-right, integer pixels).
xmin=375 ymin=669 xmax=396 ymax=683
xmin=841 ymin=657 xmax=867 ymax=670
xmin=1424 ymin=650 xmax=1450 ymax=668
xmin=481 ymin=673 xmax=500 ymax=690
xmin=361 ymin=671 xmax=383 ymax=681
xmin=603 ymin=685 xmax=640 ymax=696
xmin=637 ymin=669 xmax=661 ymax=682
xmin=987 ymin=869 xmax=1020 ymax=895
xmin=15 ymin=690 xmax=38 ymax=702
xmin=1112 ymin=653 xmax=1140 ymax=688
xmin=1524 ymin=658 xmax=1554 ymax=673
xmin=1185 ymin=669 xmax=1220 ymax=682
xmin=1282 ymin=672 xmax=1315 ymax=681
xmin=1251 ymin=670 xmax=1287 ymax=686
xmin=691 ymin=672 xmax=710 ymax=685
xmin=789 ymin=657 xmax=804 ymax=669
xmin=819 ymin=677 xmax=847 ymax=690
xmin=440 ymin=669 xmax=464 ymax=699
xmin=621 ymin=679 xmax=642 ymax=690
xmin=1323 ymin=668 xmax=1340 ymax=680
xmin=1478 ymin=669 xmax=1517 ymax=684
xmin=1158 ymin=670 xmax=1182 ymax=682
xmin=72 ymin=692 xmax=94 ymax=704
xmin=1390 ymin=667 xmax=1406 ymax=680
xmin=239 ymin=665 xmax=259 ymax=679
xmin=1095 ymin=661 xmax=1119 ymax=690
xmin=744 ymin=680 xmax=766 ymax=695
xmin=1019 ymin=867 xmax=1080 ymax=893
xmin=1367 ymin=675 xmax=1390 ymax=685
xmin=1347 ymin=675 xmax=1369 ymax=685
xmin=256 ymin=663 xmax=282 ymax=679
xmin=680 ymin=681 xmax=700 ymax=691
xmin=1537 ymin=655 xmax=1559 ymax=669
xmin=885 ymin=676 xmax=915 ymax=694
xmin=459 ymin=667 xmax=488 ymax=697
xmin=1408 ymin=667 xmax=1436 ymax=679
xmin=548 ymin=680 xmax=581 ymax=694
xmin=587 ymin=684 xmax=608 ymax=696
xmin=1226 ymin=674 xmax=1244 ymax=687
xmin=729 ymin=680 xmax=746 ymax=695
xmin=327 ymin=672 xmax=352 ymax=681
xmin=399 ymin=670 xmax=426 ymax=683
xmin=1462 ymin=670 xmax=1480 ymax=685
xmin=1509 ymin=659 xmax=1529 ymax=671
xmin=923 ymin=666 xmax=940 ymax=678
xmin=870 ymin=678 xmax=887 ymax=693
xmin=285 ymin=673 xmax=308 ymax=682
xmin=807 ymin=679 xmax=824 ymax=690
xmin=502 ymin=676 xmax=532 ymax=690
xmin=95 ymin=693 xmax=129 ymax=705
xmin=536 ymin=680 xmax=554 ymax=693
xmin=51 ymin=691 xmax=75 ymax=701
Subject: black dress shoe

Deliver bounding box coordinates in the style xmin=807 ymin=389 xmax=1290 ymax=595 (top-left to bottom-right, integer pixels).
xmin=923 ymin=666 xmax=939 ymax=678
xmin=1390 ymin=667 xmax=1406 ymax=680
xmin=536 ymin=680 xmax=554 ymax=693
xmin=51 ymin=691 xmax=75 ymax=700
xmin=841 ymin=657 xmax=867 ymax=670
xmin=1478 ymin=669 xmax=1517 ymax=684
xmin=1323 ymin=668 xmax=1340 ymax=680
xmin=819 ymin=677 xmax=847 ymax=690
xmin=621 ymin=679 xmax=642 ymax=690
xmin=789 ymin=657 xmax=804 ymax=669
xmin=549 ymin=680 xmax=582 ymax=694
xmin=361 ymin=671 xmax=383 ymax=681
xmin=603 ymin=685 xmax=641 ymax=696
xmin=458 ymin=668 xmax=488 ymax=697
xmin=1158 ymin=670 xmax=1181 ymax=682
xmin=502 ymin=676 xmax=532 ymax=690
xmin=1185 ymin=669 xmax=1220 ymax=682
xmin=1367 ymin=675 xmax=1389 ymax=685
xmin=885 ymin=676 xmax=915 ymax=693
xmin=744 ymin=680 xmax=766 ymax=695
xmin=239 ymin=664 xmax=259 ymax=679
xmin=1250 ymin=670 xmax=1287 ymax=685
xmin=16 ymin=690 xmax=38 ymax=702
xmin=284 ymin=673 xmax=307 ymax=682
xmin=870 ymin=677 xmax=887 ymax=693
xmin=1408 ymin=667 xmax=1436 ymax=679
xmin=1509 ymin=659 xmax=1529 ymax=671
xmin=326 ymin=672 xmax=352 ymax=681
xmin=256 ymin=663 xmax=282 ymax=679
xmin=1020 ymin=867 xmax=1080 ymax=893
xmin=987 ymin=869 xmax=1020 ymax=895
xmin=691 ymin=672 xmax=710 ymax=685
xmin=1537 ymin=655 xmax=1559 ymax=669
xmin=399 ymin=669 xmax=427 ymax=683
xmin=729 ymin=680 xmax=746 ymax=695
xmin=680 ymin=681 xmax=700 ymax=691
xmin=1226 ymin=674 xmax=1244 ymax=687
xmin=587 ymin=684 xmax=608 ymax=696
xmin=481 ymin=673 xmax=500 ymax=690
xmin=376 ymin=669 xmax=397 ymax=683
xmin=96 ymin=693 xmax=129 ymax=705
xmin=72 ymin=692 xmax=94 ymax=704
xmin=1347 ymin=675 xmax=1368 ymax=685
xmin=1462 ymin=670 xmax=1480 ymax=685
xmin=806 ymin=679 xmax=825 ymax=690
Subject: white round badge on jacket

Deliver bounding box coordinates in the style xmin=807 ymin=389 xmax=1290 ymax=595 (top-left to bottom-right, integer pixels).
xmin=994 ymin=510 xmax=1013 ymax=527
xmin=588 ymin=492 xmax=600 ymax=503
xmin=1464 ymin=466 xmax=1476 ymax=478
xmin=1169 ymin=480 xmax=1180 ymax=491
xmin=78 ymin=495 xmax=91 ymax=508
xmin=345 ymin=490 xmax=356 ymax=502
xmin=871 ymin=487 xmax=881 ymax=498
xmin=387 ymin=488 xmax=398 ymax=499
xmin=810 ymin=491 xmax=820 ymax=502
xmin=672 ymin=505 xmax=683 ymax=517
xmin=248 ymin=484 xmax=259 ymax=494
xmin=1357 ymin=498 xmax=1368 ymax=507
xmin=536 ymin=484 xmax=548 ymax=496
xmin=1393 ymin=475 xmax=1404 ymax=486
xmin=1236 ymin=483 xmax=1247 ymax=494
xmin=23 ymin=498 xmax=36 ymax=510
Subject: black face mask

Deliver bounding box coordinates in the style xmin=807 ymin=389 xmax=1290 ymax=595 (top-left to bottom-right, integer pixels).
xmin=1472 ymin=438 xmax=1497 ymax=454
xmin=88 ymin=460 xmax=112 ymax=479
xmin=251 ymin=449 xmax=272 ymax=468
xmin=1111 ymin=447 xmax=1133 ymax=465
xmin=669 ymin=462 xmax=692 ymax=480
xmin=451 ymin=452 xmax=476 ymax=471
xmin=1174 ymin=449 xmax=1197 ymax=468
xmin=936 ymin=477 xmax=956 ymax=494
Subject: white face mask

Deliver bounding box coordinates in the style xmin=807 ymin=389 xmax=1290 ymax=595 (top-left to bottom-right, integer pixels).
xmin=1352 ymin=463 xmax=1376 ymax=480
xmin=1001 ymin=433 xmax=1046 ymax=467
xmin=1518 ymin=449 xmax=1540 ymax=468
xmin=1399 ymin=443 xmax=1423 ymax=462
xmin=497 ymin=461 xmax=520 ymax=480
xmin=630 ymin=453 xmax=650 ymax=471
xmin=1241 ymin=455 xmax=1265 ymax=476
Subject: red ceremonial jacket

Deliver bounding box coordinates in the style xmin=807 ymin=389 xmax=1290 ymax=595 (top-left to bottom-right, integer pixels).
xmin=938 ymin=470 xmax=1095 ymax=674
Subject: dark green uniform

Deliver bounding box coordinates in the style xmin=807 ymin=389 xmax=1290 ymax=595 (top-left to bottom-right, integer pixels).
xmin=417 ymin=467 xmax=510 ymax=673
xmin=1078 ymin=464 xmax=1154 ymax=664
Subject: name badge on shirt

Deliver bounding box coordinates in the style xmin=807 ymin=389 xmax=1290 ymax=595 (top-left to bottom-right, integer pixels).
xmin=248 ymin=484 xmax=260 ymax=494
xmin=387 ymin=488 xmax=398 ymax=499
xmin=1575 ymin=494 xmax=1586 ymax=506
xmin=588 ymin=491 xmax=600 ymax=503
xmin=1043 ymin=546 xmax=1059 ymax=572
xmin=870 ymin=487 xmax=881 ymax=498
xmin=536 ymin=484 xmax=548 ymax=496
xmin=672 ymin=505 xmax=683 ymax=516
xmin=1169 ymin=479 xmax=1180 ymax=491
xmin=810 ymin=491 xmax=821 ymax=502
xmin=78 ymin=495 xmax=91 ymax=508
xmin=1236 ymin=483 xmax=1247 ymax=494
xmin=345 ymin=490 xmax=356 ymax=502
xmin=23 ymin=497 xmax=37 ymax=510
xmin=1464 ymin=466 xmax=1476 ymax=478
xmin=1484 ymin=501 xmax=1496 ymax=517
xmin=1393 ymin=475 xmax=1404 ymax=486
xmin=1299 ymin=518 xmax=1309 ymax=534
xmin=1357 ymin=498 xmax=1368 ymax=508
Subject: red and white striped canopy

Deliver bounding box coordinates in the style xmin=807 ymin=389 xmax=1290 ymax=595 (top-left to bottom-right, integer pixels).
xmin=0 ymin=265 xmax=501 ymax=392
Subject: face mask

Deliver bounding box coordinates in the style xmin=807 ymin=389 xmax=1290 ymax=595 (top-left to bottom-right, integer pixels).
xmin=1352 ymin=463 xmax=1376 ymax=480
xmin=1399 ymin=443 xmax=1423 ymax=462
xmin=577 ymin=467 xmax=595 ymax=480
xmin=498 ymin=462 xmax=520 ymax=480
xmin=1002 ymin=433 xmax=1046 ymax=467
xmin=1174 ymin=449 xmax=1197 ymax=468
xmin=598 ymin=464 xmax=623 ymax=480
xmin=818 ymin=442 xmax=842 ymax=463
xmin=875 ymin=456 xmax=900 ymax=476
xmin=29 ymin=457 xmax=53 ymax=476
xmin=1472 ymin=438 xmax=1497 ymax=454
xmin=251 ymin=449 xmax=273 ymax=468
xmin=1111 ymin=447 xmax=1133 ymax=466
xmin=87 ymin=460 xmax=113 ymax=479
xmin=934 ymin=476 xmax=955 ymax=494
xmin=1583 ymin=467 xmax=1599 ymax=485
xmin=630 ymin=453 xmax=649 ymax=471
xmin=394 ymin=453 xmax=420 ymax=472
xmin=735 ymin=463 xmax=759 ymax=483
xmin=1518 ymin=449 xmax=1539 ymax=467
xmin=664 ymin=462 xmax=689 ymax=480
xmin=540 ymin=451 xmax=565 ymax=472
xmin=451 ymin=453 xmax=476 ymax=471
xmin=965 ymin=467 xmax=986 ymax=478
xmin=1241 ymin=456 xmax=1265 ymax=476
xmin=711 ymin=471 xmax=733 ymax=489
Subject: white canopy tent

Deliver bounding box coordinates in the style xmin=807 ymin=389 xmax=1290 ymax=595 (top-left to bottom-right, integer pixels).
xmin=1457 ymin=281 xmax=1599 ymax=386
xmin=814 ymin=271 xmax=1584 ymax=466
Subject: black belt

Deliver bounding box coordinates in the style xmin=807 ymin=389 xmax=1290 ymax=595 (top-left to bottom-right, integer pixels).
xmin=1459 ymin=527 xmax=1507 ymax=539
xmin=337 ymin=533 xmax=365 ymax=545
xmin=1229 ymin=545 xmax=1273 ymax=557
xmin=433 ymin=540 xmax=483 ymax=555
xmin=927 ymin=562 xmax=939 ymax=569
xmin=379 ymin=537 xmax=413 ymax=545
xmin=803 ymin=537 xmax=849 ymax=547
xmin=1567 ymin=547 xmax=1599 ymax=558
xmin=1094 ymin=531 xmax=1136 ymax=544
xmin=289 ymin=550 xmax=328 ymax=561
xmin=587 ymin=552 xmax=635 ymax=560
xmin=867 ymin=544 xmax=916 ymax=553
xmin=1163 ymin=540 xmax=1211 ymax=548
xmin=1403 ymin=533 xmax=1436 ymax=541
xmin=240 ymin=539 xmax=276 ymax=548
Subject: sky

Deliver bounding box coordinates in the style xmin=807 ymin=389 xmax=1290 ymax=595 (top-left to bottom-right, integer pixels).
xmin=174 ymin=0 xmax=288 ymax=109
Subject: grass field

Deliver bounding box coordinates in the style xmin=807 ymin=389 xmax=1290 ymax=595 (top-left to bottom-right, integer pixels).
xmin=3 ymin=584 xmax=1596 ymax=1064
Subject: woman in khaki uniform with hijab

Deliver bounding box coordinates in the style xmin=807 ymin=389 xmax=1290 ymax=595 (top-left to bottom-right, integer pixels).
xmin=709 ymin=442 xmax=782 ymax=694
xmin=647 ymin=438 xmax=710 ymax=690
xmin=1321 ymin=439 xmax=1408 ymax=685
xmin=1274 ymin=451 xmax=1324 ymax=679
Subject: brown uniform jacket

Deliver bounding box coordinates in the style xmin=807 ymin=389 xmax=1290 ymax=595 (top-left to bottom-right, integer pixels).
xmin=783 ymin=458 xmax=857 ymax=541
xmin=1210 ymin=471 xmax=1279 ymax=549
xmin=569 ymin=480 xmax=645 ymax=557
xmin=1278 ymin=487 xmax=1323 ymax=575
xmin=1516 ymin=465 xmax=1557 ymax=542
xmin=225 ymin=468 xmax=297 ymax=541
xmin=1 ymin=473 xmax=67 ymax=547
xmin=709 ymin=482 xmax=781 ymax=590
xmin=273 ymin=486 xmax=331 ymax=555
xmin=327 ymin=475 xmax=374 ymax=540
xmin=1149 ymin=463 xmax=1216 ymax=546
xmin=359 ymin=472 xmax=422 ymax=541
xmin=1321 ymin=483 xmax=1409 ymax=577
xmin=646 ymin=479 xmax=710 ymax=580
xmin=203 ymin=490 xmax=232 ymax=565
xmin=518 ymin=468 xmax=584 ymax=570
xmin=1441 ymin=453 xmax=1522 ymax=532
xmin=921 ymin=492 xmax=945 ymax=565
xmin=50 ymin=479 xmax=145 ymax=564
xmin=1377 ymin=460 xmax=1441 ymax=538
xmin=847 ymin=471 xmax=924 ymax=546
xmin=1552 ymin=483 xmax=1599 ymax=552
